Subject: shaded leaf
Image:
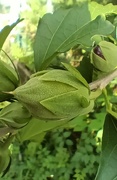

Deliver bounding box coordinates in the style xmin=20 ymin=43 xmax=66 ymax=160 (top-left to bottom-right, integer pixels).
xmin=29 ymin=132 xmax=46 ymax=143
xmin=0 ymin=19 xmax=23 ymax=49
xmin=34 ymin=3 xmax=114 ymax=70
xmin=95 ymin=113 xmax=117 ymax=180
xmin=18 ymin=117 xmax=68 ymax=142
xmin=77 ymin=56 xmax=93 ymax=83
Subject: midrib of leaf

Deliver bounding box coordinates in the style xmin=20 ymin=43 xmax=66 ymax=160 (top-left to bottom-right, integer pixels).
xmin=42 ymin=8 xmax=91 ymax=63
xmin=43 ymin=9 xmax=70 ymax=63
xmin=44 ymin=16 xmax=112 ymax=63
xmin=57 ymin=16 xmax=112 ymax=51
xmin=56 ymin=19 xmax=91 ymax=51
xmin=42 ymin=16 xmax=113 ymax=69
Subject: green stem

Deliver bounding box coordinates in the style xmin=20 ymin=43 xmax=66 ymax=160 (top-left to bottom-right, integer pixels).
xmin=102 ymin=88 xmax=117 ymax=118
xmin=102 ymin=88 xmax=111 ymax=111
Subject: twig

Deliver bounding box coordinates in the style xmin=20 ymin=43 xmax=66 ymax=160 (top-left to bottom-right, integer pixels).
xmin=89 ymin=69 xmax=117 ymax=90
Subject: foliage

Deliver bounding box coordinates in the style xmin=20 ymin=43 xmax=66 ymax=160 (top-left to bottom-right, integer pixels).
xmin=2 ymin=127 xmax=101 ymax=180
xmin=0 ymin=19 xmax=23 ymax=50
xmin=95 ymin=113 xmax=117 ymax=180
xmin=0 ymin=1 xmax=117 ymax=179
xmin=34 ymin=3 xmax=114 ymax=70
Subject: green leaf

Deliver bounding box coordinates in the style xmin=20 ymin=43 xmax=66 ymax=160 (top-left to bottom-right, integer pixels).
xmin=0 ymin=19 xmax=23 ymax=49
xmin=34 ymin=3 xmax=114 ymax=71
xmin=95 ymin=113 xmax=117 ymax=180
xmin=18 ymin=117 xmax=68 ymax=142
xmin=63 ymin=115 xmax=87 ymax=132
xmin=88 ymin=110 xmax=106 ymax=131
xmin=29 ymin=132 xmax=46 ymax=143
xmin=89 ymin=2 xmax=117 ymax=20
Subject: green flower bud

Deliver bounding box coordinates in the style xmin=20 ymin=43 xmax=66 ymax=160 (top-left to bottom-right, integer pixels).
xmin=0 ymin=102 xmax=32 ymax=129
xmin=91 ymin=41 xmax=117 ymax=72
xmin=13 ymin=69 xmax=93 ymax=121
xmin=0 ymin=60 xmax=19 ymax=102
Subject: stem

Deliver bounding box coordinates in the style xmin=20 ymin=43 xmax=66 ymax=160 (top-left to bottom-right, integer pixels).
xmin=102 ymin=88 xmax=111 ymax=111
xmin=102 ymin=88 xmax=117 ymax=118
xmin=89 ymin=68 xmax=117 ymax=90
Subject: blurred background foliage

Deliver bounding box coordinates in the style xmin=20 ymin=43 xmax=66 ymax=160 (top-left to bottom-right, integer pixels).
xmin=0 ymin=0 xmax=117 ymax=179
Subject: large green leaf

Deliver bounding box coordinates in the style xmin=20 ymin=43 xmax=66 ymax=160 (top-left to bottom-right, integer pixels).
xmin=89 ymin=2 xmax=117 ymax=20
xmin=95 ymin=114 xmax=117 ymax=180
xmin=34 ymin=3 xmax=114 ymax=71
xmin=0 ymin=19 xmax=23 ymax=49
xmin=18 ymin=117 xmax=68 ymax=142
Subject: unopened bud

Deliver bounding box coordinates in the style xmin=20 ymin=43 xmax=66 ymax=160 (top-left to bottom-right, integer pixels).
xmin=91 ymin=41 xmax=117 ymax=72
xmin=13 ymin=69 xmax=93 ymax=121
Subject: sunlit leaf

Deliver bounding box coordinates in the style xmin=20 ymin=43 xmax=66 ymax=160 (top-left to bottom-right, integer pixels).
xmin=34 ymin=3 xmax=114 ymax=70
xmin=89 ymin=2 xmax=117 ymax=20
xmin=0 ymin=19 xmax=23 ymax=49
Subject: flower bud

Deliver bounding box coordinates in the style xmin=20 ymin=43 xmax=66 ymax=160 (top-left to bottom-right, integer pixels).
xmin=0 ymin=102 xmax=32 ymax=128
xmin=13 ymin=69 xmax=93 ymax=121
xmin=0 ymin=60 xmax=19 ymax=102
xmin=91 ymin=41 xmax=117 ymax=72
